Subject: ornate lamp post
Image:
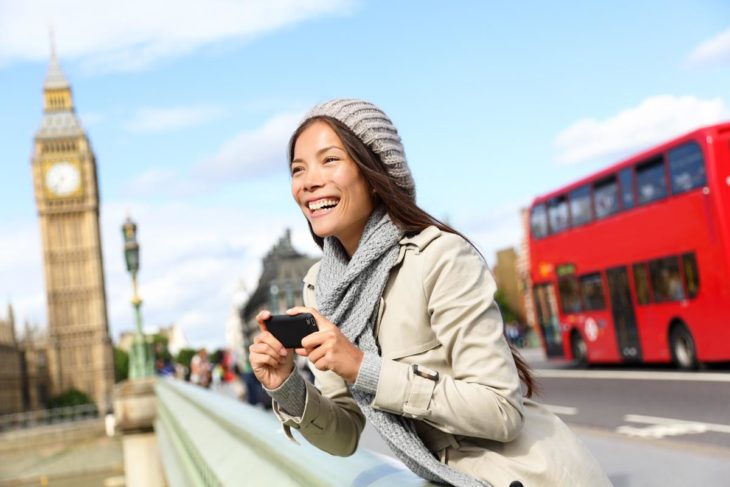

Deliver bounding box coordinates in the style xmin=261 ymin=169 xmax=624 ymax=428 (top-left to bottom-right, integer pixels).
xmin=122 ymin=215 xmax=154 ymax=379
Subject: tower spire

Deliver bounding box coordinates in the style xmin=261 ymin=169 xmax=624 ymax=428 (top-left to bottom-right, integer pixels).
xmin=45 ymin=26 xmax=69 ymax=90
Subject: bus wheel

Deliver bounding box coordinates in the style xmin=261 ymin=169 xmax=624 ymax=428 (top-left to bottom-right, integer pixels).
xmin=670 ymin=323 xmax=698 ymax=370
xmin=571 ymin=331 xmax=588 ymax=368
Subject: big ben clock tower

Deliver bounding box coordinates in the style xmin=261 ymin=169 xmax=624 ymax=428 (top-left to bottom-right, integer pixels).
xmin=30 ymin=46 xmax=114 ymax=411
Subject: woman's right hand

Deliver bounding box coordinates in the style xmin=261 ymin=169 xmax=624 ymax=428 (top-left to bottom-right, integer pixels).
xmin=249 ymin=310 xmax=295 ymax=390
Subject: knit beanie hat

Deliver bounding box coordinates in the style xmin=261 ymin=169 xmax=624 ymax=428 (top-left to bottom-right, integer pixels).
xmin=305 ymin=99 xmax=416 ymax=200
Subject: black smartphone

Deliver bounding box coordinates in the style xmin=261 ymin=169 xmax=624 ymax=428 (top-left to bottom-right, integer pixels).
xmin=264 ymin=313 xmax=319 ymax=348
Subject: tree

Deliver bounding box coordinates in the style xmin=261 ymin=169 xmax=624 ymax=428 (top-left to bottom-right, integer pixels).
xmin=151 ymin=333 xmax=173 ymax=363
xmin=113 ymin=347 xmax=129 ymax=382
xmin=47 ymin=388 xmax=96 ymax=412
xmin=494 ymin=289 xmax=518 ymax=325
xmin=175 ymin=348 xmax=198 ymax=368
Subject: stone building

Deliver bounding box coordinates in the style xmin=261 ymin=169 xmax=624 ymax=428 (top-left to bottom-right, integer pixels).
xmin=18 ymin=323 xmax=51 ymax=411
xmin=0 ymin=305 xmax=23 ymax=414
xmin=240 ymin=230 xmax=318 ymax=355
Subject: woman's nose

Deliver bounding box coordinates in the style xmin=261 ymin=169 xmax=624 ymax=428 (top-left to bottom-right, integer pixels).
xmin=302 ymin=166 xmax=324 ymax=191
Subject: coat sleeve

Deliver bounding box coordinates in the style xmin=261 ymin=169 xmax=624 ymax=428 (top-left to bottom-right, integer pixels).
xmin=371 ymin=234 xmax=525 ymax=442
xmin=272 ymin=275 xmax=366 ymax=457
xmin=273 ymin=368 xmax=366 ymax=456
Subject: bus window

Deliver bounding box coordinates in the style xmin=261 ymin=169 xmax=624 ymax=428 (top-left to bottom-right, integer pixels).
xmin=569 ymin=186 xmax=592 ymax=227
xmin=558 ymin=276 xmax=582 ymax=313
xmin=649 ymin=256 xmax=685 ymax=302
xmin=580 ymin=273 xmax=606 ymax=310
xmin=530 ymin=204 xmax=548 ymax=239
xmin=619 ymin=167 xmax=634 ymax=210
xmin=636 ymin=156 xmax=667 ymax=205
xmin=668 ymin=142 xmax=706 ymax=194
xmin=633 ymin=263 xmax=651 ymax=305
xmin=548 ymin=196 xmax=569 ymax=234
xmin=681 ymin=252 xmax=700 ymax=298
xmin=594 ymin=176 xmax=619 ymax=219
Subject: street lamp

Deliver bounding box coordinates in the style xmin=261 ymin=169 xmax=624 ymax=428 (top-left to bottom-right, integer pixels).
xmin=122 ymin=215 xmax=154 ymax=379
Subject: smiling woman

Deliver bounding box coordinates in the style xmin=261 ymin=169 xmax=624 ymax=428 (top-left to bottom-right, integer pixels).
xmin=289 ymin=122 xmax=376 ymax=257
xmin=247 ymin=99 xmax=611 ymax=487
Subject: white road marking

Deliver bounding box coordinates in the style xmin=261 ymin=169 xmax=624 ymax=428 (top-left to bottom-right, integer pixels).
xmin=624 ymin=414 xmax=730 ymax=434
xmin=543 ymin=404 xmax=578 ymax=416
xmin=535 ymin=369 xmax=730 ymax=382
xmin=617 ymin=423 xmax=707 ymax=439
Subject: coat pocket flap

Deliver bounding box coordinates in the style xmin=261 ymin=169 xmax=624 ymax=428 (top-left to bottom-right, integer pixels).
xmin=384 ymin=337 xmax=441 ymax=360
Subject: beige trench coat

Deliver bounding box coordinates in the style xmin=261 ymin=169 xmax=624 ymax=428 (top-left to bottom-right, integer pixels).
xmin=274 ymin=226 xmax=612 ymax=487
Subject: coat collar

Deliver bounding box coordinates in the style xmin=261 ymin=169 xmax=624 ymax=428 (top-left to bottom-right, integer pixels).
xmin=303 ymin=226 xmax=442 ymax=286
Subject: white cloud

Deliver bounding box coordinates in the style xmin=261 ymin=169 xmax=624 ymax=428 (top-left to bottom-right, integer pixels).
xmin=554 ymin=95 xmax=728 ymax=165
xmin=686 ymin=27 xmax=730 ymax=67
xmin=197 ymin=111 xmax=304 ymax=180
xmin=0 ymin=0 xmax=353 ymax=72
xmin=124 ymin=105 xmax=223 ymax=133
xmin=120 ymin=110 xmax=304 ymax=198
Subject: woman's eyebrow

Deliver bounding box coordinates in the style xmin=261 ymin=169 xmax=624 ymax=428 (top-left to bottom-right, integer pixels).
xmin=316 ymin=145 xmax=346 ymax=156
xmin=291 ymin=146 xmax=346 ymax=164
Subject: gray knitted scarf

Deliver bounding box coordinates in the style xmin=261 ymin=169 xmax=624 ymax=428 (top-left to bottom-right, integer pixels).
xmin=316 ymin=206 xmax=487 ymax=487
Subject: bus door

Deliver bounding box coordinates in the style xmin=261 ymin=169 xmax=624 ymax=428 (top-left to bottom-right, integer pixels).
xmin=533 ymin=283 xmax=564 ymax=357
xmin=606 ymin=267 xmax=642 ymax=361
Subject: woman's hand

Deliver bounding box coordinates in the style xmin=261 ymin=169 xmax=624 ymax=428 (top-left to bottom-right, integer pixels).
xmin=288 ymin=306 xmax=364 ymax=384
xmin=248 ymin=310 xmax=295 ymax=390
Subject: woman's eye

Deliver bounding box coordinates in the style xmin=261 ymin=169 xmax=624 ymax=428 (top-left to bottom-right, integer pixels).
xmin=291 ymin=166 xmax=303 ymax=175
xmin=324 ymin=156 xmax=338 ymax=164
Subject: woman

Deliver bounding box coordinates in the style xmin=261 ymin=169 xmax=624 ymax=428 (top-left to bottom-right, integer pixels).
xmin=249 ymin=99 xmax=611 ymax=486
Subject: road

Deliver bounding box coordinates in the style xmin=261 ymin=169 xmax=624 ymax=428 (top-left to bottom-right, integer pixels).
xmin=530 ymin=351 xmax=730 ymax=450
xmin=358 ymin=347 xmax=730 ymax=486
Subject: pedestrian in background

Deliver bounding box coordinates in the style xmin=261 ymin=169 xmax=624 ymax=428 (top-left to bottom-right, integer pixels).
xmin=190 ymin=348 xmax=211 ymax=388
xmin=249 ymin=99 xmax=611 ymax=486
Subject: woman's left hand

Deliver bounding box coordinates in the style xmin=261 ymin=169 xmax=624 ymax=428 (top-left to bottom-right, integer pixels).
xmin=287 ymin=306 xmax=364 ymax=384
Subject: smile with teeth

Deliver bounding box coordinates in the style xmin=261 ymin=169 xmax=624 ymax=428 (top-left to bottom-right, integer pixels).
xmin=308 ymin=198 xmax=340 ymax=215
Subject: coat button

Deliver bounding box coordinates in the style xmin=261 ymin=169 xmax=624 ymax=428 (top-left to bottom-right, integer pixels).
xmin=509 ymin=482 xmax=524 ymax=487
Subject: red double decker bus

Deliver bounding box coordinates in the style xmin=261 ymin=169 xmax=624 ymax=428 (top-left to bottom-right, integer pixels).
xmin=528 ymin=122 xmax=730 ymax=368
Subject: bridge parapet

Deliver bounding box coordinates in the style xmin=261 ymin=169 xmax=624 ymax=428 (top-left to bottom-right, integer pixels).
xmin=155 ymin=379 xmax=435 ymax=486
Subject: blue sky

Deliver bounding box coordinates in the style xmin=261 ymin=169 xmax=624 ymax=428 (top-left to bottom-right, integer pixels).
xmin=1 ymin=0 xmax=728 ymax=349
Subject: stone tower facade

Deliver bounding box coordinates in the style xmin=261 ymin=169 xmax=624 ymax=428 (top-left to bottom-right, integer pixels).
xmin=30 ymin=47 xmax=114 ymax=411
xmin=0 ymin=305 xmax=23 ymax=414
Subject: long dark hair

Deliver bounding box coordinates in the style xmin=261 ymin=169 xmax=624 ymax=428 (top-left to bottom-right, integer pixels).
xmin=289 ymin=116 xmax=537 ymax=397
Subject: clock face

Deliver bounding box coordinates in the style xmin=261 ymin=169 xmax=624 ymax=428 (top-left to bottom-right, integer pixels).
xmin=46 ymin=162 xmax=81 ymax=197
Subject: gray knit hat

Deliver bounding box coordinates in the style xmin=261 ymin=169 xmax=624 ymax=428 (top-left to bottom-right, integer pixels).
xmin=305 ymin=99 xmax=416 ymax=200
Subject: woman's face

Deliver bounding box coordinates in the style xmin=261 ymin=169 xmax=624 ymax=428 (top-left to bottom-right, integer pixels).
xmin=291 ymin=121 xmax=375 ymax=255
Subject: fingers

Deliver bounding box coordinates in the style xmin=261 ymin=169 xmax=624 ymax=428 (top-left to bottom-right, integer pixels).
xmin=300 ymin=330 xmax=331 ymax=350
xmin=286 ymin=306 xmax=312 ymax=316
xmin=295 ymin=347 xmax=308 ymax=357
xmin=256 ymin=310 xmax=272 ymax=332
xmin=249 ymin=339 xmax=282 ymax=363
xmin=253 ymin=330 xmax=287 ymax=356
xmin=285 ymin=306 xmax=332 ymax=325
xmin=249 ymin=346 xmax=282 ymax=368
xmin=306 ymin=340 xmax=330 ymax=365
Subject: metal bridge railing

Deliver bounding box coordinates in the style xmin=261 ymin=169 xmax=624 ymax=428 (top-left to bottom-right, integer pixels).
xmin=155 ymin=378 xmax=435 ymax=487
xmin=0 ymin=404 xmax=98 ymax=432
